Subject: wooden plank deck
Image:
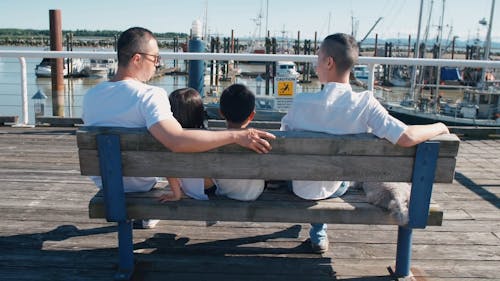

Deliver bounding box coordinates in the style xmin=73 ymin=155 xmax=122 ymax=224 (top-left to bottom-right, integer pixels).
xmin=0 ymin=127 xmax=498 ymax=281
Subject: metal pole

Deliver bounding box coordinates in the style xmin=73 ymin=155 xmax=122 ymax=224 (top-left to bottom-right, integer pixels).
xmin=435 ymin=0 xmax=446 ymax=112
xmin=410 ymin=0 xmax=424 ymax=109
xmin=265 ymin=0 xmax=269 ymax=39
xmin=483 ymin=0 xmax=495 ymax=61
xmin=481 ymin=0 xmax=495 ymax=85
xmin=19 ymin=57 xmax=29 ymax=126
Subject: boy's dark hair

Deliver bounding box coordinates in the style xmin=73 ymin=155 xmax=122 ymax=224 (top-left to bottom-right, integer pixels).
xmin=117 ymin=27 xmax=156 ymax=67
xmin=219 ymin=84 xmax=255 ymax=124
xmin=169 ymin=88 xmax=206 ymax=129
xmin=321 ymin=33 xmax=359 ymax=74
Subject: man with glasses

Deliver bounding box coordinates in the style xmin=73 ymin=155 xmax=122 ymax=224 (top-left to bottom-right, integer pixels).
xmin=83 ymin=27 xmax=275 ymax=229
xmin=280 ymin=33 xmax=449 ymax=253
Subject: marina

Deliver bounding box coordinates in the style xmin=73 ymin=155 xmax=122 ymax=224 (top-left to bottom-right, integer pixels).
xmin=1 ymin=48 xmax=499 ymax=126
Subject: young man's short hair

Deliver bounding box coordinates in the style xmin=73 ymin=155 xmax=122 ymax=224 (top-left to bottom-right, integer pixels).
xmin=321 ymin=33 xmax=359 ymax=74
xmin=219 ymin=84 xmax=255 ymax=124
xmin=117 ymin=27 xmax=156 ymax=67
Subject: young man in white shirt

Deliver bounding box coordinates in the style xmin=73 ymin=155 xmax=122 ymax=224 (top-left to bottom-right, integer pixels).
xmin=281 ymin=33 xmax=449 ymax=253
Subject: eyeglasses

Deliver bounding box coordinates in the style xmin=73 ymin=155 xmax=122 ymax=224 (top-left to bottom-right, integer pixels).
xmin=136 ymin=52 xmax=161 ymax=65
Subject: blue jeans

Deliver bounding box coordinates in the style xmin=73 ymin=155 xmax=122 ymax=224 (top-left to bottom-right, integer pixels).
xmin=310 ymin=181 xmax=350 ymax=244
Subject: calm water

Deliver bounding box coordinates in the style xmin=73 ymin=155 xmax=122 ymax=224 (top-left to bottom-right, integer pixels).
xmin=0 ymin=46 xmax=190 ymax=124
xmin=0 ymin=46 xmax=463 ymax=125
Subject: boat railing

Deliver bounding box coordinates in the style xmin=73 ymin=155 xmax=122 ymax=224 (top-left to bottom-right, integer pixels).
xmin=1 ymin=50 xmax=500 ymax=126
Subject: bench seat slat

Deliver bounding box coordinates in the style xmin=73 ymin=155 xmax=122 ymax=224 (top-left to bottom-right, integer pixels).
xmin=88 ymin=189 xmax=443 ymax=226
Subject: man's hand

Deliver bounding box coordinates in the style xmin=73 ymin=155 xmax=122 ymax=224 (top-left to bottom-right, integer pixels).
xmin=235 ymin=128 xmax=276 ymax=154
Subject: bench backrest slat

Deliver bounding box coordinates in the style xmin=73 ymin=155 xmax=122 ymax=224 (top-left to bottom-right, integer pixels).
xmin=76 ymin=127 xmax=460 ymax=183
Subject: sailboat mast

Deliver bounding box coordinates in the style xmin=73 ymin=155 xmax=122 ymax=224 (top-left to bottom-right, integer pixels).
xmin=411 ymin=0 xmax=425 ymax=108
xmin=434 ymin=0 xmax=446 ymax=112
xmin=265 ymin=0 xmax=269 ymax=36
xmin=437 ymin=0 xmax=445 ymax=59
xmin=203 ymin=0 xmax=208 ymax=42
xmin=483 ymin=0 xmax=495 ymax=61
xmin=328 ymin=11 xmax=331 ymax=35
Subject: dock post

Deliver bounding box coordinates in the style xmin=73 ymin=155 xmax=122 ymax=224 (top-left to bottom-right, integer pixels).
xmin=188 ymin=20 xmax=205 ymax=97
xmin=49 ymin=9 xmax=64 ymax=117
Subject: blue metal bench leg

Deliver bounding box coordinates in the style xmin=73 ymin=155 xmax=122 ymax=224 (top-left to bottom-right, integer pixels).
xmin=394 ymin=141 xmax=439 ymax=277
xmin=96 ymin=134 xmax=135 ymax=280
xmin=395 ymin=226 xmax=412 ymax=277
xmin=115 ymin=220 xmax=134 ymax=280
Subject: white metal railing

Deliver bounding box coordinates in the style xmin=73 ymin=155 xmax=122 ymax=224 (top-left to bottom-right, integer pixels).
xmin=1 ymin=50 xmax=500 ymax=126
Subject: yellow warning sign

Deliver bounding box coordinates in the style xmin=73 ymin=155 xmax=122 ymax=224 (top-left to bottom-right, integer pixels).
xmin=277 ymin=81 xmax=294 ymax=96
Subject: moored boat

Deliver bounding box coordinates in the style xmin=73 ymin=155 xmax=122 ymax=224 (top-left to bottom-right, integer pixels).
xmin=35 ymin=58 xmax=86 ymax=78
xmin=383 ymin=85 xmax=500 ymax=127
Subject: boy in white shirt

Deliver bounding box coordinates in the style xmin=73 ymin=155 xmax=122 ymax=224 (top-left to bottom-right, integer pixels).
xmin=214 ymin=84 xmax=265 ymax=201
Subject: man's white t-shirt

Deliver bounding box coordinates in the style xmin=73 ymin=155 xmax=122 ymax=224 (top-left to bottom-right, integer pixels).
xmin=83 ymin=79 xmax=175 ymax=193
xmin=281 ymin=82 xmax=408 ymax=200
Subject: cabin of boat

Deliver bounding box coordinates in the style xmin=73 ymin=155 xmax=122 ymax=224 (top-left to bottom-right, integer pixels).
xmin=276 ymin=61 xmax=299 ymax=79
xmin=81 ymin=58 xmax=117 ymax=78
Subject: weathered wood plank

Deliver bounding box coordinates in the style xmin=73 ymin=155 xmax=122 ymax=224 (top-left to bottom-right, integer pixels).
xmin=76 ymin=127 xmax=459 ymax=183
xmin=88 ymin=189 xmax=443 ymax=226
xmin=76 ymin=127 xmax=460 ymax=157
xmin=78 ymin=149 xmax=457 ymax=182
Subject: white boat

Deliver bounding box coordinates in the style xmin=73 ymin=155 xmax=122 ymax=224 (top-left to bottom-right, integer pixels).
xmin=81 ymin=58 xmax=117 ymax=78
xmin=35 ymin=58 xmax=86 ymax=78
xmin=353 ymin=65 xmax=369 ymax=83
xmin=388 ymin=65 xmax=411 ymax=87
xmin=276 ymin=61 xmax=299 ymax=79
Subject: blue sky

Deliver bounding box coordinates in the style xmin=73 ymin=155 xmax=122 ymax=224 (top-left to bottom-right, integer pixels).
xmin=0 ymin=0 xmax=498 ymax=43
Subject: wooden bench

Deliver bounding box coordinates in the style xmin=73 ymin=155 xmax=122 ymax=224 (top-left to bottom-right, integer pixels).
xmin=76 ymin=126 xmax=460 ymax=280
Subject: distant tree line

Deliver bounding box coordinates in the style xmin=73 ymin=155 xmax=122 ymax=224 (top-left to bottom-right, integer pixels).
xmin=0 ymin=28 xmax=188 ymax=47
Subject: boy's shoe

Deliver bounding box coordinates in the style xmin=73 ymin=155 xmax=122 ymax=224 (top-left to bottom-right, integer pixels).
xmin=133 ymin=219 xmax=160 ymax=229
xmin=309 ymin=223 xmax=329 ymax=253
xmin=310 ymin=237 xmax=329 ymax=254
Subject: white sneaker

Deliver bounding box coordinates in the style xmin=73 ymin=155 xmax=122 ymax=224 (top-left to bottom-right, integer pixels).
xmin=133 ymin=219 xmax=160 ymax=229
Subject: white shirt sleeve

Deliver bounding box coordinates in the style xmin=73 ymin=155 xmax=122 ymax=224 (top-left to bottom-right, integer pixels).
xmin=365 ymin=95 xmax=407 ymax=144
xmin=140 ymin=88 xmax=175 ymax=129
